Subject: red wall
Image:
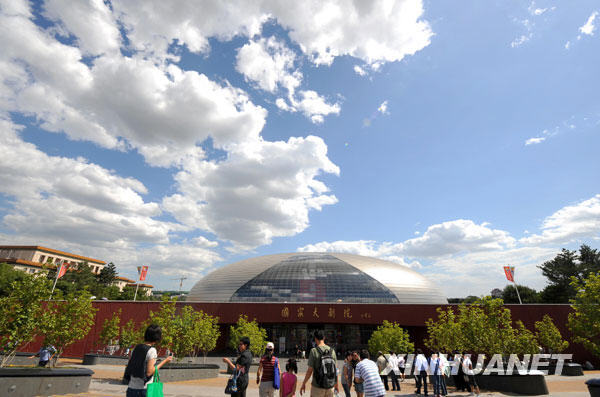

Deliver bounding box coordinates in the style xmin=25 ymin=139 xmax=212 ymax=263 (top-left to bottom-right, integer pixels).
xmin=29 ymin=302 xmax=596 ymax=365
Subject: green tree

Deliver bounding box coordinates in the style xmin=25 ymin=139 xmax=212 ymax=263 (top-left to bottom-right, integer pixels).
xmin=567 ymin=272 xmax=600 ymax=358
xmin=535 ymin=314 xmax=568 ymax=353
xmin=425 ymin=297 xmax=537 ymax=357
xmin=194 ymin=310 xmax=220 ymax=362
xmin=509 ymin=320 xmax=539 ymax=355
xmin=41 ymin=289 xmax=98 ymax=366
xmin=501 ymin=285 xmax=540 ymax=303
xmin=169 ymin=305 xmax=200 ymax=359
xmin=539 ymin=245 xmax=600 ymax=303
xmin=98 ymin=262 xmax=118 ymax=286
xmin=0 ymin=263 xmax=30 ymax=297
xmin=368 ymin=320 xmax=414 ymax=355
xmin=148 ymin=296 xmax=177 ymax=350
xmin=0 ymin=275 xmax=52 ymax=367
xmin=119 ymin=320 xmax=144 ymax=353
xmin=229 ymin=315 xmax=267 ymax=357
xmin=425 ymin=307 xmax=464 ymax=353
xmin=98 ymin=309 xmax=121 ymax=354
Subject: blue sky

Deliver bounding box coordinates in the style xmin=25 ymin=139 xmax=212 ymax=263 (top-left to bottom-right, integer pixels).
xmin=0 ymin=0 xmax=598 ymax=297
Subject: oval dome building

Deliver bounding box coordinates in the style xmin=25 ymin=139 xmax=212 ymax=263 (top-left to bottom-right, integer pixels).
xmin=188 ymin=252 xmax=447 ymax=304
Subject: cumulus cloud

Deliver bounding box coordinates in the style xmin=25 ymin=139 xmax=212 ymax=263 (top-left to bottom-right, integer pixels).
xmin=163 ymin=135 xmax=339 ymax=249
xmin=398 ymin=219 xmax=516 ymax=258
xmin=353 ymin=65 xmax=367 ymax=76
xmin=111 ymin=1 xmax=432 ymax=67
xmin=520 ymin=195 xmax=600 ymax=246
xmin=236 ymin=36 xmax=340 ymax=123
xmin=579 ymin=11 xmax=598 ymax=36
xmin=299 ymin=196 xmax=600 ymax=297
xmin=236 ymin=37 xmax=299 ymax=93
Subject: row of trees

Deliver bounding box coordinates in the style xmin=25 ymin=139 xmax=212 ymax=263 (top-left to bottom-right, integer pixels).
xmin=425 ymin=296 xmax=568 ymax=356
xmin=0 ymin=275 xmax=96 ymax=367
xmin=0 ymin=262 xmax=154 ymax=300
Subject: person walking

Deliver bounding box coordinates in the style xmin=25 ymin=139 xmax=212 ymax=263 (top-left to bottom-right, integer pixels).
xmin=354 ymin=349 xmax=386 ymax=397
xmin=388 ymin=351 xmax=400 ymax=391
xmin=123 ymin=324 xmax=173 ymax=397
xmin=429 ymin=352 xmax=447 ymax=397
xmin=223 ymin=337 xmax=253 ymax=397
xmin=376 ymin=351 xmax=389 ymax=391
xmin=352 ymin=351 xmax=364 ymax=397
xmin=452 ymin=351 xmax=466 ymax=392
xmin=280 ymin=358 xmax=298 ymax=397
xmin=340 ymin=351 xmax=354 ymax=397
xmin=414 ymin=348 xmax=429 ymax=396
xmin=462 ymin=352 xmax=480 ymax=397
xmin=258 ymin=342 xmax=281 ymax=397
xmin=397 ymin=353 xmax=406 ymax=382
xmin=300 ymin=330 xmax=339 ymax=396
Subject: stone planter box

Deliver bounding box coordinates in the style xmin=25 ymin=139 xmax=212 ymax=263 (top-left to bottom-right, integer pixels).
xmin=82 ymin=353 xmax=129 ymax=365
xmin=445 ymin=372 xmax=548 ymax=395
xmin=0 ymin=353 xmax=37 ymax=367
xmin=0 ymin=367 xmax=93 ymax=397
xmin=158 ymin=363 xmax=219 ymax=382
xmin=586 ymin=378 xmax=600 ymax=397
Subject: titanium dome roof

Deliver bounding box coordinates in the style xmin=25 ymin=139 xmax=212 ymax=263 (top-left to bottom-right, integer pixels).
xmin=188 ymin=253 xmax=447 ymax=304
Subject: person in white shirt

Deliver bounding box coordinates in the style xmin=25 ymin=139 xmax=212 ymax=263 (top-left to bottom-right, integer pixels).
xmin=429 ymin=353 xmax=447 ymax=397
xmin=397 ymin=354 xmax=406 ymax=381
xmin=413 ymin=349 xmax=429 ymax=396
xmin=388 ymin=351 xmax=400 ymax=391
xmin=461 ymin=352 xmax=480 ymax=397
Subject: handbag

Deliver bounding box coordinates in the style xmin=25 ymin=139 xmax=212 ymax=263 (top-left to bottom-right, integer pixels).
xmin=273 ymin=357 xmax=280 ymax=390
xmin=225 ymin=369 xmax=239 ymax=394
xmin=146 ymin=366 xmax=164 ymax=397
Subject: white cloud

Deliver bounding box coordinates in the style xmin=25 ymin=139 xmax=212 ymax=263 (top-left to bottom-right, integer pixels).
xmin=525 ymin=136 xmax=546 ymax=145
xmin=353 ymin=65 xmax=367 ymax=76
xmin=520 ymin=195 xmax=600 ymax=246
xmin=0 ymin=118 xmax=168 ymax=246
xmin=511 ymin=34 xmax=531 ymax=48
xmin=236 ymin=37 xmax=340 ymax=123
xmin=163 ymin=135 xmax=340 ymax=249
xmin=377 ymin=100 xmax=389 ymax=115
xmin=236 ymin=37 xmax=299 ymax=93
xmin=398 ymin=219 xmax=516 ymax=258
xmin=291 ymin=90 xmax=341 ymax=124
xmin=43 ymin=0 xmax=121 ymax=55
xmin=579 ymin=11 xmax=598 ymax=36
xmin=299 ymin=195 xmax=600 ymax=297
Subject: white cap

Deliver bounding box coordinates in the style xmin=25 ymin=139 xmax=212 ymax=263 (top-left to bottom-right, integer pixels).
xmin=266 ymin=342 xmax=275 ymax=349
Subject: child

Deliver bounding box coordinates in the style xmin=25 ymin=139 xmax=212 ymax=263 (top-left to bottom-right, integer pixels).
xmin=280 ymin=358 xmax=298 ymax=397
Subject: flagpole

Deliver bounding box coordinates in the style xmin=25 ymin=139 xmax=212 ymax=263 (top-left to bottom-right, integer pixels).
xmin=513 ymin=280 xmax=523 ymax=304
xmin=134 ymin=282 xmax=139 ymax=301
xmin=50 ymin=264 xmax=62 ymax=300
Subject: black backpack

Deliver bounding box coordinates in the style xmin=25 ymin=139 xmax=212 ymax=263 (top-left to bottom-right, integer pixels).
xmin=314 ymin=346 xmax=337 ymax=389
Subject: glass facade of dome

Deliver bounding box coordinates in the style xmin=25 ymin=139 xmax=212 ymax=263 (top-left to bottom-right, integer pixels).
xmin=231 ymin=254 xmax=399 ymax=303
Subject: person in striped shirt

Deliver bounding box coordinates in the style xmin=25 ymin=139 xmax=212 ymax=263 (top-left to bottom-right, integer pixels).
xmin=354 ymin=349 xmax=386 ymax=397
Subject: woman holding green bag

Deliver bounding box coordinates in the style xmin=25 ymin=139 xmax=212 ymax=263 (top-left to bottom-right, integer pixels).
xmin=124 ymin=324 xmax=173 ymax=397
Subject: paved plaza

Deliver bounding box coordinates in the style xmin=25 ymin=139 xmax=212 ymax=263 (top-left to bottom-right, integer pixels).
xmin=52 ymin=358 xmax=599 ymax=397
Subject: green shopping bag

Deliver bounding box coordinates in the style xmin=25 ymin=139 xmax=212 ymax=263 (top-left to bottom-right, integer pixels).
xmin=147 ymin=366 xmax=164 ymax=397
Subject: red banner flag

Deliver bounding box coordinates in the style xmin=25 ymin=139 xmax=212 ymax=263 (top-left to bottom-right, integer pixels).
xmin=503 ymin=266 xmax=515 ymax=282
xmin=138 ymin=265 xmax=148 ymax=281
xmin=57 ymin=263 xmax=69 ymax=279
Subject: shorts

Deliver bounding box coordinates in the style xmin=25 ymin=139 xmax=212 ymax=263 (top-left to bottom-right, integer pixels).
xmin=467 ymin=374 xmax=478 ymax=387
xmin=311 ymin=385 xmax=334 ymax=397
xmin=38 ymin=360 xmax=49 ymax=367
xmin=354 ymin=382 xmax=364 ymax=393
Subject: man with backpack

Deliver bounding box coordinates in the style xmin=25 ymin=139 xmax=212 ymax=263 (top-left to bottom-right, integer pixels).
xmin=300 ymin=330 xmax=339 ymax=396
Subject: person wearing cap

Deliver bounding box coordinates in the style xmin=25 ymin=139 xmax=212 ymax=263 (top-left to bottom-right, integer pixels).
xmin=257 ymin=341 xmax=281 ymax=397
